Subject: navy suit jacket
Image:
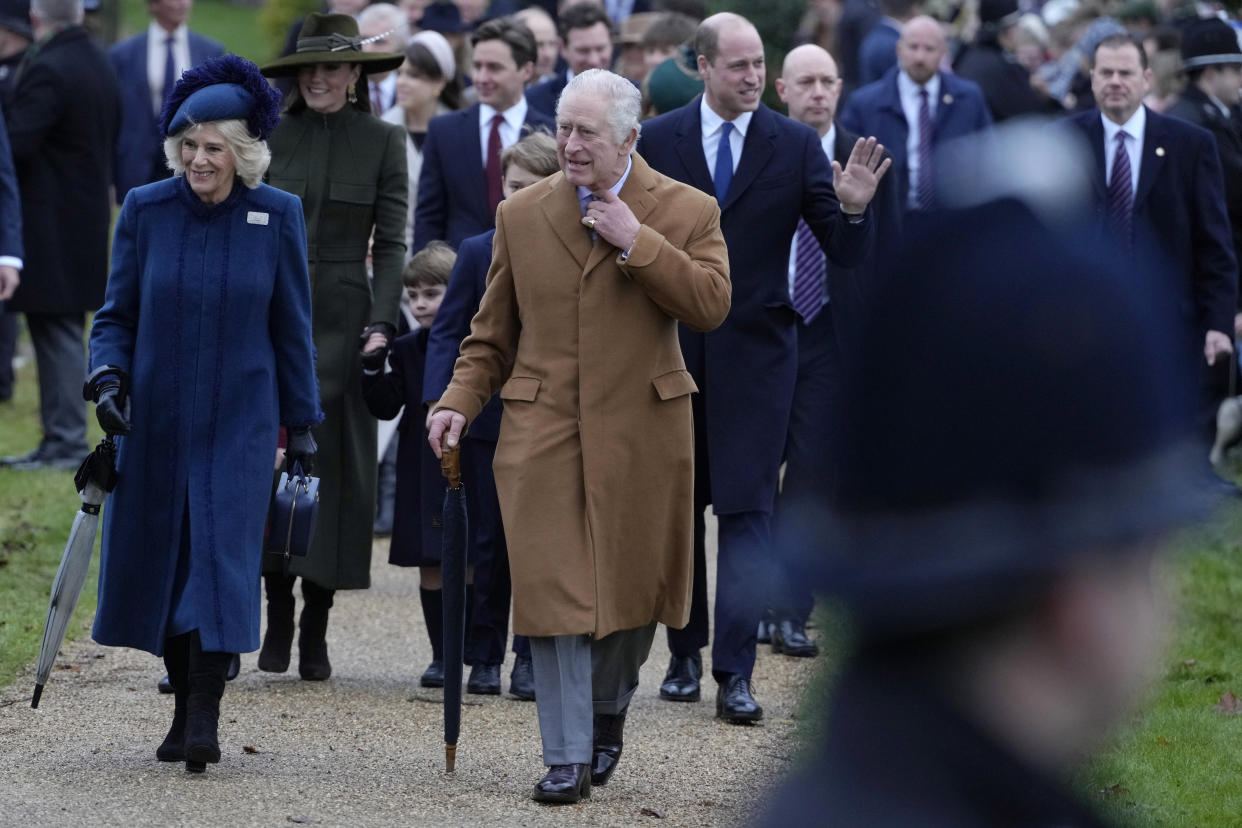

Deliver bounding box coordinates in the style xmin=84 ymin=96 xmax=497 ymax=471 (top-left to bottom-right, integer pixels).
xmin=413 ymin=103 xmax=555 ymax=253
xmin=638 ymin=99 xmax=871 ymax=514
xmin=856 ymin=21 xmax=899 ymax=86
xmin=0 ymin=106 xmax=22 ymax=263
xmin=840 ymin=68 xmax=992 ymax=208
xmin=524 ymin=72 xmax=566 ymax=118
xmin=109 ymin=28 xmax=224 ymax=204
xmin=423 ymin=227 xmax=503 ymax=440
xmin=1062 ymin=107 xmax=1238 ymax=337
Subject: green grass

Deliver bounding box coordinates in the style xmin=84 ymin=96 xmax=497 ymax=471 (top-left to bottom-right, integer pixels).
xmin=118 ymin=0 xmax=280 ymax=64
xmin=0 ymin=332 xmax=102 ymax=690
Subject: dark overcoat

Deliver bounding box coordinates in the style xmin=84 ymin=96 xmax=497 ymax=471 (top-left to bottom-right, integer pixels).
xmin=266 ymin=104 xmax=407 ymax=589
xmin=1060 ymin=107 xmax=1238 ymax=338
xmin=435 ymin=154 xmax=731 ymax=637
xmin=361 ymin=328 xmax=444 ymax=567
xmin=89 ymin=177 xmax=322 ymax=656
xmin=638 ymin=100 xmax=871 ymax=514
xmin=5 ymin=25 xmax=119 ymax=315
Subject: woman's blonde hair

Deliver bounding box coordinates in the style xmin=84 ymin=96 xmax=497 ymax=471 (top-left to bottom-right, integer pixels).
xmin=164 ymin=119 xmax=272 ymax=188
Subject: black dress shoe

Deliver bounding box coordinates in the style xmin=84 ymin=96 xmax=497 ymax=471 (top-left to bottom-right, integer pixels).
xmin=591 ymin=709 xmax=626 ymax=785
xmin=658 ymin=653 xmax=701 ymax=702
xmin=716 ymin=673 xmax=763 ymax=723
xmin=531 ymin=763 xmax=591 ymax=804
xmin=225 ymin=653 xmax=241 ymax=681
xmin=509 ymin=655 xmax=536 ymax=700
xmin=2 ymin=445 xmax=82 ymax=471
xmin=770 ymin=619 xmax=819 ymax=658
xmin=420 ymin=660 xmax=445 ymax=688
xmin=757 ymin=618 xmax=774 ymax=645
xmin=467 ymin=663 xmax=501 ymax=695
xmin=157 ymin=674 xmax=173 ymax=694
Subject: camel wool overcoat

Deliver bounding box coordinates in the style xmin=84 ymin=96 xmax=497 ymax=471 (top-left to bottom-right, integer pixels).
xmin=436 ymin=153 xmax=731 ymax=639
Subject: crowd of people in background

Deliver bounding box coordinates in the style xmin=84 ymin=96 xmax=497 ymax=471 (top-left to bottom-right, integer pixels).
xmin=2 ymin=0 xmax=1242 ymax=817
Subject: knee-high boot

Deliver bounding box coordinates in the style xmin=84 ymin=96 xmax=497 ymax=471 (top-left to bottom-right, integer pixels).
xmin=299 ymin=579 xmax=335 ymax=681
xmin=156 ymin=633 xmax=191 ymax=762
xmin=184 ymin=631 xmax=231 ymax=773
xmin=259 ymin=573 xmax=297 ymax=673
xmin=419 ymin=587 xmax=444 ymax=687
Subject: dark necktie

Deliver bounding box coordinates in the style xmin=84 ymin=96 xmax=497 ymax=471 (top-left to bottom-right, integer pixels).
xmin=713 ymin=122 xmax=734 ymax=205
xmin=162 ymin=35 xmax=176 ymax=114
xmin=371 ymin=80 xmax=383 ymax=116
xmin=916 ymin=87 xmax=934 ymax=209
xmin=792 ymin=219 xmax=826 ymax=324
xmin=1107 ymin=130 xmax=1133 ymax=246
xmin=486 ymin=113 xmax=504 ymax=216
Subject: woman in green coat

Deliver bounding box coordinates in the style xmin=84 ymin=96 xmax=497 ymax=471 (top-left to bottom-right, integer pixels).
xmin=259 ymin=13 xmax=407 ymax=680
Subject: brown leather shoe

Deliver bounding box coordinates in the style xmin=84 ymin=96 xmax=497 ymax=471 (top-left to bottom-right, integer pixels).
xmin=531 ymin=763 xmax=591 ymax=804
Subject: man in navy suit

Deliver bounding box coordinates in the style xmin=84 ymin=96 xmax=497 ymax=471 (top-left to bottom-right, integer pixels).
xmin=525 ymin=2 xmax=614 ymax=117
xmin=638 ymin=12 xmax=890 ymax=723
xmin=841 ymin=15 xmax=991 ymax=213
xmin=855 ymin=0 xmax=917 ymax=86
xmin=1063 ymin=34 xmax=1237 ymax=433
xmin=108 ymin=0 xmax=223 ymax=204
xmin=413 ymin=17 xmax=555 ymax=253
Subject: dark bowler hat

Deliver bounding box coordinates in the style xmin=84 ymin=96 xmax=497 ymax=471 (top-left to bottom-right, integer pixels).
xmin=417 ymin=2 xmax=474 ymax=34
xmin=1181 ymin=17 xmax=1242 ymax=70
xmin=260 ymin=13 xmax=405 ymax=78
xmin=796 ymin=199 xmax=1206 ymax=641
xmin=0 ymin=0 xmax=30 ymax=40
xmin=978 ymin=0 xmax=1021 ymax=28
xmin=161 ymin=54 xmax=283 ymax=140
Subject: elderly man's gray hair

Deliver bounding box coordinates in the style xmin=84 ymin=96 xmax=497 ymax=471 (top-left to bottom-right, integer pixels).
xmin=32 ymin=0 xmax=82 ymax=24
xmin=558 ymin=69 xmax=642 ymax=146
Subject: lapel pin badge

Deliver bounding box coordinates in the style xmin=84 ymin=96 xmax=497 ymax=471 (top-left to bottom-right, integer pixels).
xmin=1155 ymin=146 xmax=1165 ymax=156
xmin=943 ymin=93 xmax=953 ymax=105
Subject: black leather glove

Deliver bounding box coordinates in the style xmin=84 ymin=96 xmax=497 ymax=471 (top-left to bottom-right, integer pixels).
xmin=84 ymin=366 xmax=131 ymax=436
xmin=285 ymin=427 xmax=317 ymax=476
xmin=360 ymin=337 xmax=390 ymax=372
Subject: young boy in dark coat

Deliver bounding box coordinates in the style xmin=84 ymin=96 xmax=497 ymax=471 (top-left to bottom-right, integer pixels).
xmin=360 ymin=242 xmax=457 ymax=686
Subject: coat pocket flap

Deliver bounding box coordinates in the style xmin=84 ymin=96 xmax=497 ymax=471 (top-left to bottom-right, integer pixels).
xmin=268 ymin=177 xmax=306 ymax=199
xmin=500 ymin=376 xmax=542 ymax=401
xmin=651 ymin=369 xmax=698 ymax=400
xmin=329 ymin=180 xmax=378 ymax=205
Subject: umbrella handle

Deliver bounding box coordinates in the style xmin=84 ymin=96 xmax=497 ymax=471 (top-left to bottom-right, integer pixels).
xmin=440 ymin=442 xmax=462 ymax=490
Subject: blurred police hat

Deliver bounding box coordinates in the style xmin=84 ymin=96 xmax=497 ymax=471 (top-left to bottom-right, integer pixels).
xmin=805 ymin=196 xmax=1205 ymax=641
xmin=1180 ymin=17 xmax=1242 ymax=71
xmin=978 ymin=0 xmax=1022 ymax=29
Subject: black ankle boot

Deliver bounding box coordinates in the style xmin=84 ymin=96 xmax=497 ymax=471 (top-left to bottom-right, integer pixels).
xmin=258 ymin=573 xmax=296 ymax=673
xmin=156 ymin=633 xmax=191 ymax=762
xmin=419 ymin=587 xmax=444 ymax=687
xmin=299 ymin=580 xmax=334 ymax=681
xmin=184 ymin=632 xmax=230 ymax=773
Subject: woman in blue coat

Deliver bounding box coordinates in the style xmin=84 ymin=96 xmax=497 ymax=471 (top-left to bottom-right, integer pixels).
xmin=86 ymin=56 xmax=323 ymax=774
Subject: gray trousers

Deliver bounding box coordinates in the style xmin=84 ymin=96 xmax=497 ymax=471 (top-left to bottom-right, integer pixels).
xmin=26 ymin=312 xmax=87 ymax=453
xmin=529 ymin=622 xmax=657 ymax=766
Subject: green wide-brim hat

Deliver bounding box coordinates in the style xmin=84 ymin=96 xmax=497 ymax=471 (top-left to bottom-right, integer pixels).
xmin=260 ymin=13 xmax=404 ymax=78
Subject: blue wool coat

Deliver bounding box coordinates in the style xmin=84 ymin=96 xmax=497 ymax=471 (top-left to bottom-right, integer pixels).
xmin=88 ymin=176 xmax=323 ymax=656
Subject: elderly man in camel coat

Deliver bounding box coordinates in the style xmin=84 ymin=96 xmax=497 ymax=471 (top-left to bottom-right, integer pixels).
xmin=428 ymin=69 xmax=731 ymax=805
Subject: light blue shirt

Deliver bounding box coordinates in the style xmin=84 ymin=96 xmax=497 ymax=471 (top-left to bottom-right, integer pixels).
xmin=897 ymin=70 xmax=941 ymax=209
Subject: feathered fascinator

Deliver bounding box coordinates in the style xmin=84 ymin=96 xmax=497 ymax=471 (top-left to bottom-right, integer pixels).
xmin=160 ymin=54 xmax=283 ymax=141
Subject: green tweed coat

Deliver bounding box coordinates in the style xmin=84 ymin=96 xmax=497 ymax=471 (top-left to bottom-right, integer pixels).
xmin=266 ymin=103 xmax=407 ymax=589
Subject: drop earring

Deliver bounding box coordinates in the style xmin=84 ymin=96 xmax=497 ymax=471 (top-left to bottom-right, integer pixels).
xmin=347 ymin=82 xmax=357 ymax=104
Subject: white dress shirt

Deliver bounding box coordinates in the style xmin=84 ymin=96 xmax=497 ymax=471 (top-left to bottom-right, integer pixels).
xmin=700 ymin=96 xmax=751 ymax=179
xmin=788 ymin=126 xmax=835 ymax=304
xmin=1102 ymin=105 xmax=1145 ymax=197
xmin=147 ymin=22 xmax=190 ymax=117
xmin=479 ymin=97 xmax=529 ymax=168
xmin=897 ymin=70 xmax=940 ymax=209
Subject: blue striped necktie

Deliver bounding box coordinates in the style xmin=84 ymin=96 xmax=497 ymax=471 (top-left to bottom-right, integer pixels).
xmin=1107 ymin=130 xmax=1133 ymax=247
xmin=162 ymin=35 xmax=176 ymax=113
xmin=792 ymin=219 xmax=826 ymax=323
xmin=713 ymin=122 xmax=734 ymax=205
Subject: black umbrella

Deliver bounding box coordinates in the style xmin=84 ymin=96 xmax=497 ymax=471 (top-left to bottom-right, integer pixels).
xmin=31 ymin=436 xmax=119 ymax=708
xmin=439 ymin=442 xmax=468 ymax=772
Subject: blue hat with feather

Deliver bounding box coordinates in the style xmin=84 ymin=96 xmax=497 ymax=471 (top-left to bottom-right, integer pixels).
xmin=161 ymin=54 xmax=283 ymax=141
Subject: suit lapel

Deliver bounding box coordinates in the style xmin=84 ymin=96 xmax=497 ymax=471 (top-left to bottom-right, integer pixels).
xmin=673 ymin=99 xmax=716 ymax=196
xmin=582 ymin=154 xmax=659 ymax=275
xmin=933 ymin=75 xmax=956 ymax=133
xmin=540 ymin=173 xmax=592 ymax=269
xmin=1134 ymin=107 xmax=1165 ymax=209
xmin=459 ymin=106 xmax=487 ymax=215
xmin=1081 ymin=112 xmax=1107 ymax=201
xmin=721 ymin=104 xmax=777 ymax=211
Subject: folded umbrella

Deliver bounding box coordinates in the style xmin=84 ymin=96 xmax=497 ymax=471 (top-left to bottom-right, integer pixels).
xmin=31 ymin=436 xmax=119 ymax=709
xmin=439 ymin=441 xmax=468 ymax=772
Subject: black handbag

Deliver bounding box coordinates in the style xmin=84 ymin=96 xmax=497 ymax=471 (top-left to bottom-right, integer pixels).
xmin=266 ymin=461 xmax=320 ymax=574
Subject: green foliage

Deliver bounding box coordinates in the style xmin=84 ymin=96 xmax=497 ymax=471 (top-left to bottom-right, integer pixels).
xmin=117 ymin=0 xmax=290 ymax=63
xmin=0 ymin=332 xmax=100 ymax=689
xmin=257 ymin=0 xmax=321 ymax=59
xmin=709 ymin=0 xmax=805 ymax=110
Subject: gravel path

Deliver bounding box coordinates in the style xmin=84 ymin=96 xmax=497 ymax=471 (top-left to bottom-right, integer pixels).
xmin=0 ymin=527 xmax=820 ymax=827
